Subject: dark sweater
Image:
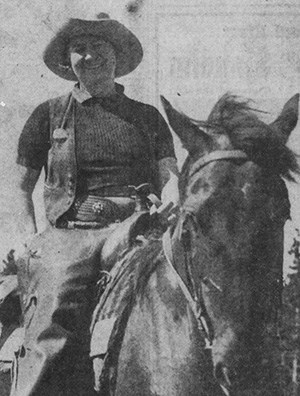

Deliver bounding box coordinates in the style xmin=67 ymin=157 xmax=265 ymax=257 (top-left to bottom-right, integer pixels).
xmin=17 ymin=84 xmax=175 ymax=194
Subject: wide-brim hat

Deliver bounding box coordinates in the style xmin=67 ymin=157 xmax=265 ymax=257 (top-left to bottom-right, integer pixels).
xmin=43 ymin=13 xmax=143 ymax=80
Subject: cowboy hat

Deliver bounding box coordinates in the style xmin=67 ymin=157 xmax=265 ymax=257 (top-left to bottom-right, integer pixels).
xmin=43 ymin=13 xmax=143 ymax=80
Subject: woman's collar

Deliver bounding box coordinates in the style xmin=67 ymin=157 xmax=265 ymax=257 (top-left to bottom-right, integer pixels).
xmin=72 ymin=83 xmax=125 ymax=104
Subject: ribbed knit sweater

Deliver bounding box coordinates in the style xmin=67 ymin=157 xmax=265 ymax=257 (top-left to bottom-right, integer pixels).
xmin=75 ymin=98 xmax=152 ymax=193
xmin=17 ymin=84 xmax=175 ymax=195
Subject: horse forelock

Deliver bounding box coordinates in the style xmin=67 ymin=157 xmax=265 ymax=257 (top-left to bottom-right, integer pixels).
xmin=207 ymin=94 xmax=258 ymax=126
xmin=190 ymin=94 xmax=299 ymax=180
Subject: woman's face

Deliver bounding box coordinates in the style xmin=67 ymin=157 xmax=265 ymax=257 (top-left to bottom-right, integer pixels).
xmin=68 ymin=35 xmax=116 ymax=84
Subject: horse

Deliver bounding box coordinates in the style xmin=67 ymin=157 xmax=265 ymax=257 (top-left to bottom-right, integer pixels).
xmin=1 ymin=93 xmax=299 ymax=395
xmin=90 ymin=93 xmax=299 ymax=396
xmin=0 ymin=251 xmax=21 ymax=396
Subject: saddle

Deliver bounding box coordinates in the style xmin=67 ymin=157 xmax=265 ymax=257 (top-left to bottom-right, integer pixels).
xmin=100 ymin=183 xmax=163 ymax=271
xmin=100 ymin=210 xmax=151 ymax=272
xmin=90 ymin=186 xmax=166 ymax=392
xmin=89 ymin=184 xmax=159 ymax=354
xmin=90 ymin=226 xmax=163 ymax=394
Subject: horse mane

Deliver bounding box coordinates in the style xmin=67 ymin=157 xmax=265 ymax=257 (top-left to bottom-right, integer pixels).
xmin=194 ymin=94 xmax=300 ymax=180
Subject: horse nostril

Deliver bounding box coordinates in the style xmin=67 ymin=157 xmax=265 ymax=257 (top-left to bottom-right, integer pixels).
xmin=214 ymin=362 xmax=233 ymax=390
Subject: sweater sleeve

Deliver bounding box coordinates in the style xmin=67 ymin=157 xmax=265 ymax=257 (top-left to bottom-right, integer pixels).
xmin=17 ymin=101 xmax=51 ymax=170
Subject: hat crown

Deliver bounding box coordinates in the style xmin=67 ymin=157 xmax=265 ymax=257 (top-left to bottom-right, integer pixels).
xmin=44 ymin=14 xmax=143 ymax=80
xmin=96 ymin=12 xmax=110 ymax=20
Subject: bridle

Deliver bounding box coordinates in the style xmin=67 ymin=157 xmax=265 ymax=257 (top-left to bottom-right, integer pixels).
xmin=163 ymin=149 xmax=248 ymax=347
xmin=189 ymin=150 xmax=248 ymax=178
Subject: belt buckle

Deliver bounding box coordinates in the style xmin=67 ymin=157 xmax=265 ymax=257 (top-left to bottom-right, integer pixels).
xmin=72 ymin=196 xmax=122 ymax=224
xmin=92 ymin=202 xmax=105 ymax=215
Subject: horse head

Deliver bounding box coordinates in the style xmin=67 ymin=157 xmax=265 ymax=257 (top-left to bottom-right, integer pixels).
xmin=162 ymin=94 xmax=299 ymax=395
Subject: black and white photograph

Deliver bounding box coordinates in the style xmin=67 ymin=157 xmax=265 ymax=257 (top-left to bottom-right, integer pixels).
xmin=0 ymin=1 xmax=300 ymax=395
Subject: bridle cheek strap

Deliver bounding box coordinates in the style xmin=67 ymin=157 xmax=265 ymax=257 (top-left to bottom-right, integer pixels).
xmin=162 ymin=228 xmax=213 ymax=347
xmin=189 ymin=150 xmax=248 ymax=179
xmin=161 ymin=150 xmax=248 ymax=347
xmin=162 ymin=229 xmax=198 ymax=316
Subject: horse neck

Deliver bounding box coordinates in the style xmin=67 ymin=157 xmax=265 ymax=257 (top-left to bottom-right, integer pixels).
xmin=113 ymin=238 xmax=224 ymax=395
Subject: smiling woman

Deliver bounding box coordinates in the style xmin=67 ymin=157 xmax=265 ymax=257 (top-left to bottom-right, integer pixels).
xmin=68 ymin=36 xmax=117 ymax=96
xmin=10 ymin=12 xmax=178 ymax=396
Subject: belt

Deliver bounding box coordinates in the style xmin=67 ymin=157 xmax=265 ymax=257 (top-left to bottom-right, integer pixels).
xmin=58 ymin=220 xmax=111 ymax=230
xmin=57 ymin=195 xmax=136 ymax=228
xmin=74 ymin=196 xmax=123 ymax=221
xmin=89 ymin=185 xmax=135 ymax=198
xmin=57 ymin=184 xmax=155 ymax=229
xmin=87 ymin=184 xmax=157 ymax=198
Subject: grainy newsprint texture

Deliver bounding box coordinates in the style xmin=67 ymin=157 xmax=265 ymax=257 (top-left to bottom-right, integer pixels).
xmin=0 ymin=0 xmax=299 ymax=273
xmin=0 ymin=0 xmax=300 ymax=395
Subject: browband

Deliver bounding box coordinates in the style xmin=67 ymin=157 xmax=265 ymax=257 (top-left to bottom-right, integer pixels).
xmin=189 ymin=150 xmax=248 ymax=178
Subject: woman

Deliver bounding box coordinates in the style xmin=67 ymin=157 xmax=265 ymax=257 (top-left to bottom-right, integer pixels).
xmin=13 ymin=13 xmax=177 ymax=395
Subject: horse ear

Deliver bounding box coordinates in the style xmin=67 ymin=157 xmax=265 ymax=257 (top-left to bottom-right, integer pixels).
xmin=160 ymin=95 xmax=211 ymax=154
xmin=269 ymin=94 xmax=299 ymax=142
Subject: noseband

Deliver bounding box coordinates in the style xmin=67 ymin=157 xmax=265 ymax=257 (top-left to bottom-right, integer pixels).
xmin=163 ymin=149 xmax=248 ymax=347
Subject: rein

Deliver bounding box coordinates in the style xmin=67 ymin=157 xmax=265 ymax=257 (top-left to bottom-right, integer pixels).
xmin=163 ymin=223 xmax=214 ymax=348
xmin=163 ymin=149 xmax=248 ymax=347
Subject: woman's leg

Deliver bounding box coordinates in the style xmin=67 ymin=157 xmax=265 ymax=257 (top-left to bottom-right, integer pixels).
xmin=12 ymin=226 xmax=114 ymax=396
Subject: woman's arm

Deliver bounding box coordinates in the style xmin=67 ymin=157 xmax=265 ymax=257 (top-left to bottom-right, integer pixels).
xmin=14 ymin=164 xmax=41 ymax=238
xmin=158 ymin=157 xmax=179 ymax=192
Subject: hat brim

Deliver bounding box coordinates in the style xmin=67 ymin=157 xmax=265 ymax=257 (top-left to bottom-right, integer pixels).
xmin=43 ymin=18 xmax=143 ymax=80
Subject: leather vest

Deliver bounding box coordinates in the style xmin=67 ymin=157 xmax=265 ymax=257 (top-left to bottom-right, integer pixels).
xmin=44 ymin=93 xmax=159 ymax=226
xmin=44 ymin=93 xmax=76 ymax=225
